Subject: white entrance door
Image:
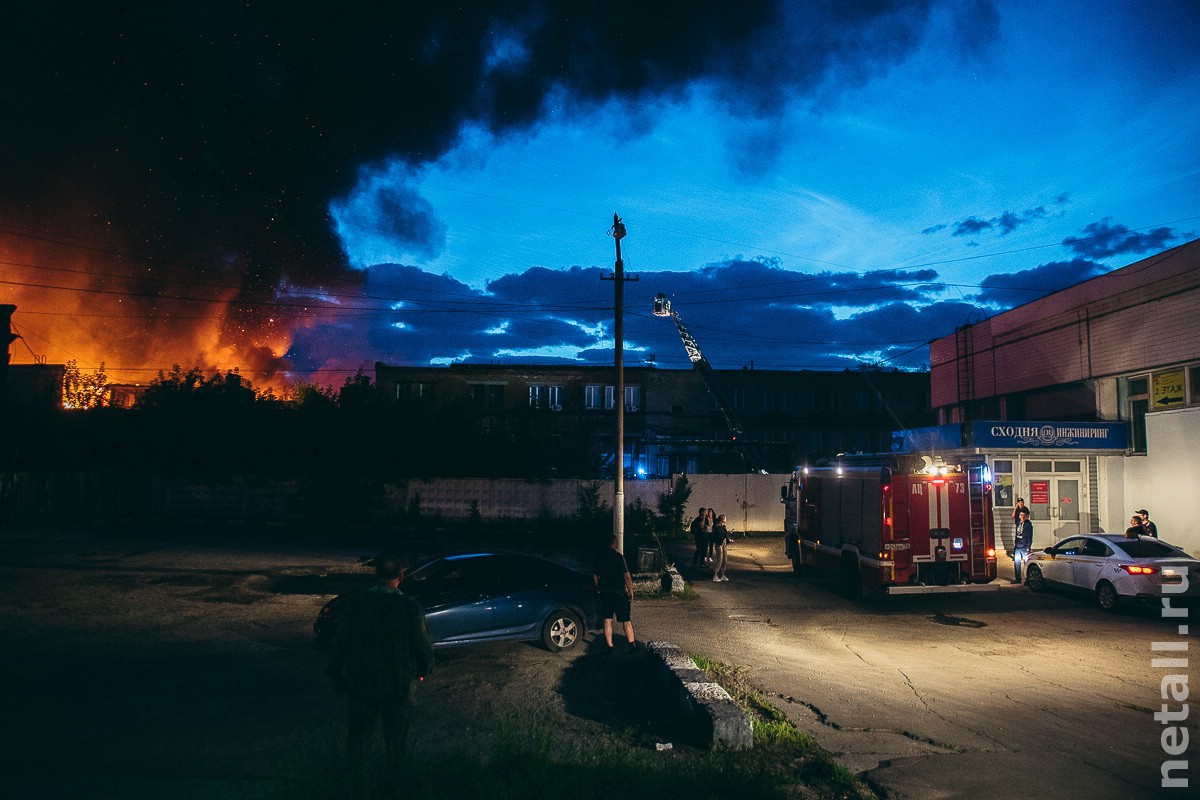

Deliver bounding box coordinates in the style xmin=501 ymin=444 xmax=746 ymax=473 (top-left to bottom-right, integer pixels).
xmin=1027 ymin=476 xmax=1082 ymax=547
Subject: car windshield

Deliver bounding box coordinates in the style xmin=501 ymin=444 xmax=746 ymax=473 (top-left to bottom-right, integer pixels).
xmin=1112 ymin=539 xmax=1185 ymax=558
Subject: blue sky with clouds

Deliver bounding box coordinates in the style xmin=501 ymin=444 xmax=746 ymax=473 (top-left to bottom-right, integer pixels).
xmin=316 ymin=0 xmax=1198 ymax=374
xmin=2 ymin=1 xmax=1197 ymax=384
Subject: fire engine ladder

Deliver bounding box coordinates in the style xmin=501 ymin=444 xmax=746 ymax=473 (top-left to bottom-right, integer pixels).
xmin=966 ymin=463 xmax=990 ymax=578
xmin=653 ymin=293 xmax=764 ymax=471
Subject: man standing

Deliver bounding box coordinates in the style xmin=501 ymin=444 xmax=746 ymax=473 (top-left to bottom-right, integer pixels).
xmin=328 ymin=553 xmax=434 ymax=795
xmin=594 ymin=533 xmax=638 ymax=653
xmin=690 ymin=510 xmax=707 ymax=568
xmin=1013 ymin=508 xmax=1033 ymax=584
xmin=1137 ymin=509 xmax=1159 ymax=538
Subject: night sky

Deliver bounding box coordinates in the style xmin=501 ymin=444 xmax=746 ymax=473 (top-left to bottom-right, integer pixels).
xmin=2 ymin=1 xmax=1197 ymax=388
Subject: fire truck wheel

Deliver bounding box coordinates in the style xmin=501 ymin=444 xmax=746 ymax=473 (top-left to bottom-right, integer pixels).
xmin=1025 ymin=565 xmax=1045 ymax=592
xmin=1096 ymin=581 xmax=1122 ymax=614
xmin=790 ymin=551 xmax=804 ymax=576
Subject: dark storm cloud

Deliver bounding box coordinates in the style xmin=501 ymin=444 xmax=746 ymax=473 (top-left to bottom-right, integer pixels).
xmin=924 ymin=196 xmax=1070 ymax=240
xmin=331 ymin=179 xmax=448 ymax=263
xmin=950 ymin=205 xmax=1049 ymax=237
xmin=974 ymin=258 xmax=1105 ymax=308
xmin=2 ymin=0 xmax=990 ymax=279
xmin=1061 ymin=218 xmax=1177 ymax=259
xmin=300 ymin=256 xmax=953 ymax=372
xmin=2 ymin=0 xmax=996 ymax=376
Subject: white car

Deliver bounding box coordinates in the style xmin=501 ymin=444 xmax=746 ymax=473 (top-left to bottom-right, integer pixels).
xmin=1024 ymin=534 xmax=1200 ymax=612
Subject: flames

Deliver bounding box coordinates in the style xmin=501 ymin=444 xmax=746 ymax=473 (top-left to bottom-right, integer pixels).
xmin=2 ymin=232 xmax=303 ymax=395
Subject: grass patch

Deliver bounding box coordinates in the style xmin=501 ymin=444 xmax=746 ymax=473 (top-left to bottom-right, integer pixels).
xmin=691 ymin=654 xmax=874 ymax=799
xmin=266 ymin=655 xmax=873 ymax=800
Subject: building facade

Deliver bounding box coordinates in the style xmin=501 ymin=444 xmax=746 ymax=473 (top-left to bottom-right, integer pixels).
xmin=374 ymin=361 xmax=932 ymax=478
xmin=924 ymin=238 xmax=1200 ymax=554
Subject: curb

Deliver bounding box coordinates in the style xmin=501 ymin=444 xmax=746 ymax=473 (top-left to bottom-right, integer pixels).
xmin=644 ymin=641 xmax=753 ymax=750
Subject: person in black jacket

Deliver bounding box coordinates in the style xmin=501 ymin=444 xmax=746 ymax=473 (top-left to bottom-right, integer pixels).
xmin=690 ymin=511 xmax=707 ymax=568
xmin=1137 ymin=509 xmax=1159 ymax=538
xmin=1013 ymin=509 xmax=1033 ymax=584
xmin=328 ymin=553 xmax=434 ymax=795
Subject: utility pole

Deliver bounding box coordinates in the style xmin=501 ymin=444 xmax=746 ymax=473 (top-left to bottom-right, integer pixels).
xmin=602 ymin=214 xmax=636 ymax=553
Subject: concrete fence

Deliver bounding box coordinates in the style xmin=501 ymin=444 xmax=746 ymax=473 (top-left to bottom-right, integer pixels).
xmin=1 ymin=471 xmax=792 ymax=533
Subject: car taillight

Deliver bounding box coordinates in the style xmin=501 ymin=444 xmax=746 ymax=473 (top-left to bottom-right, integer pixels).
xmin=1120 ymin=564 xmax=1157 ymax=575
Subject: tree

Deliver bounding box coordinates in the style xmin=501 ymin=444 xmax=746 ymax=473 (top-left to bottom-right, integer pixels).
xmin=338 ymin=369 xmax=377 ymax=408
xmin=657 ymin=474 xmax=693 ymax=535
xmin=138 ymin=366 xmax=253 ymax=409
xmin=62 ymin=360 xmax=108 ymax=409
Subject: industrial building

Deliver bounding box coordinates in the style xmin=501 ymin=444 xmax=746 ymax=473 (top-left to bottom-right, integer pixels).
xmin=374 ymin=361 xmax=932 ymax=477
xmin=917 ymin=238 xmax=1200 ymax=554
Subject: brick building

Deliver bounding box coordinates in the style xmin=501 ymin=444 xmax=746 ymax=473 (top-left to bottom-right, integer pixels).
xmin=374 ymin=361 xmax=932 ymax=478
xmin=921 ymin=238 xmax=1200 ymax=553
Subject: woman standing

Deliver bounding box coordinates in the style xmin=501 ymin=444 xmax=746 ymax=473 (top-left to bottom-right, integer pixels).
xmin=703 ymin=508 xmax=715 ymax=563
xmin=712 ymin=514 xmax=732 ymax=582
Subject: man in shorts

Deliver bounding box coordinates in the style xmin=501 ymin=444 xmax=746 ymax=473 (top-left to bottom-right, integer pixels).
xmin=593 ymin=533 xmax=638 ymax=653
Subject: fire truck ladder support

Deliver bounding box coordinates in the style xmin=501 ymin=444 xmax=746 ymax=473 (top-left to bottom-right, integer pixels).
xmin=653 ymin=293 xmax=767 ymax=473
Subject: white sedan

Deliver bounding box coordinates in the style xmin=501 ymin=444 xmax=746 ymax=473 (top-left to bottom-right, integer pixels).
xmin=1024 ymin=534 xmax=1200 ymax=612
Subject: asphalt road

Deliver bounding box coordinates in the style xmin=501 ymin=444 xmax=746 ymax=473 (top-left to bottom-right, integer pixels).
xmin=646 ymin=536 xmax=1198 ymax=800
xmin=3 ymin=529 xmax=1196 ymax=799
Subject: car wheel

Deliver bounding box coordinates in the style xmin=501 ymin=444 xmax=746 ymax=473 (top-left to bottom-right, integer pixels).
xmin=1096 ymin=581 xmax=1121 ymax=613
xmin=541 ymin=610 xmax=583 ymax=652
xmin=1025 ymin=565 xmax=1045 ymax=592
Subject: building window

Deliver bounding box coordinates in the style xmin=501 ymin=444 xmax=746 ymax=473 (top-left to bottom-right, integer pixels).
xmin=469 ymin=383 xmax=504 ymax=410
xmin=528 ymin=384 xmax=562 ymax=410
xmin=395 ymin=382 xmax=433 ymax=401
xmin=625 ymin=385 xmax=641 ymax=412
xmin=605 ymin=385 xmax=616 ymax=410
xmin=1124 ymin=375 xmax=1149 ymax=453
xmin=993 ymin=460 xmax=1014 ymax=506
xmin=585 ymin=384 xmax=603 ymax=410
xmin=731 ymin=387 xmax=745 ymax=410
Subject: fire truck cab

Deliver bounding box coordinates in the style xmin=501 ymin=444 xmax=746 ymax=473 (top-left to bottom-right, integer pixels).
xmin=781 ymin=454 xmax=998 ymax=596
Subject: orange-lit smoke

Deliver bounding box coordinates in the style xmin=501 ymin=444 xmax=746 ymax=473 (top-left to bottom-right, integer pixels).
xmin=1 ymin=233 xmax=301 ymax=392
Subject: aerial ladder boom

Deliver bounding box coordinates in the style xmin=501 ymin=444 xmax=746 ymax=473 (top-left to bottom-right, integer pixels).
xmin=653 ymin=292 xmax=748 ymax=446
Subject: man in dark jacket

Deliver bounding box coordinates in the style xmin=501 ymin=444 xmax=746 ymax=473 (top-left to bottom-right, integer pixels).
xmin=328 ymin=553 xmax=434 ymax=793
xmin=690 ymin=511 xmax=707 ymax=568
xmin=1013 ymin=508 xmax=1033 ymax=584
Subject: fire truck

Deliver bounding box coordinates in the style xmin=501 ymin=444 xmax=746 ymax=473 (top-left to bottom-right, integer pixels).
xmin=781 ymin=453 xmax=998 ymax=596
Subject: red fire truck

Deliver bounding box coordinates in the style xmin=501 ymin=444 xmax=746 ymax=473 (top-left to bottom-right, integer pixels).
xmin=781 ymin=454 xmax=998 ymax=596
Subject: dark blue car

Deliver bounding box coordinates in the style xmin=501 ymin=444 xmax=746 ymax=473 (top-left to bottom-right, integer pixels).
xmin=315 ymin=551 xmax=597 ymax=652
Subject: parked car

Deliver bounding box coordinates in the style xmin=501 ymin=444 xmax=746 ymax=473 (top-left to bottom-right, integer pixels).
xmin=1024 ymin=534 xmax=1200 ymax=612
xmin=314 ymin=551 xmax=598 ymax=652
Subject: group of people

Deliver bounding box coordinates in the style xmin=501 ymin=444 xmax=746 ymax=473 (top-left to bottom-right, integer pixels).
xmin=1124 ymin=508 xmax=1159 ymax=539
xmin=1009 ymin=498 xmax=1162 ymax=583
xmin=689 ymin=507 xmax=734 ymax=582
